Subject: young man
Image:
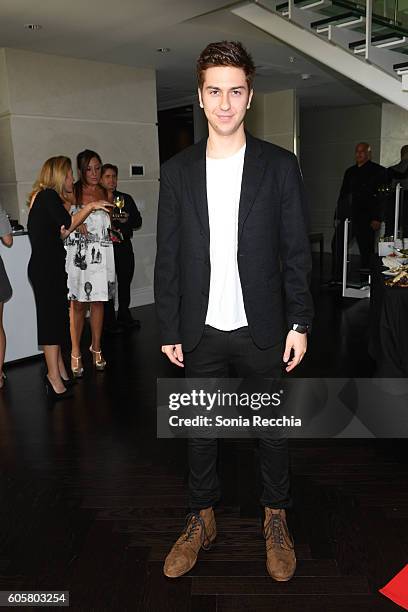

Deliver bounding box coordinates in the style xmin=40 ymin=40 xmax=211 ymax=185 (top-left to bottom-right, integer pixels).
xmin=154 ymin=41 xmax=313 ymax=581
xmin=100 ymin=164 xmax=142 ymax=330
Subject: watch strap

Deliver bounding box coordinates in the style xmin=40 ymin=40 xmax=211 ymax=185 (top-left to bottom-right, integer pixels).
xmin=292 ymin=323 xmax=309 ymax=334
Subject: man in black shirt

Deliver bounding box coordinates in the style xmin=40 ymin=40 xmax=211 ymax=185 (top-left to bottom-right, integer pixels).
xmin=101 ymin=164 xmax=142 ymax=330
xmin=331 ymin=142 xmax=386 ymax=281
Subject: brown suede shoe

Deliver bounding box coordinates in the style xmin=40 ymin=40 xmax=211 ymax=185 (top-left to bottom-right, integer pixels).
xmin=263 ymin=507 xmax=296 ymax=581
xmin=163 ymin=507 xmax=216 ymax=578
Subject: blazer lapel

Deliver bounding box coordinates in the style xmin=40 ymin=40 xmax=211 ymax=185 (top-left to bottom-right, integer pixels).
xmin=187 ymin=133 xmax=265 ymax=242
xmin=238 ymin=133 xmax=266 ymax=240
xmin=189 ymin=138 xmax=209 ymax=239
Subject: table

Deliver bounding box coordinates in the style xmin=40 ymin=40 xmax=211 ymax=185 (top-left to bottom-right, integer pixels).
xmin=369 ymin=257 xmax=408 ymax=376
xmin=1 ymin=234 xmax=41 ymax=363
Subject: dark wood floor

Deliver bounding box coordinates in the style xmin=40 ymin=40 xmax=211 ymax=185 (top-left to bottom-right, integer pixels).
xmin=0 ymin=255 xmax=406 ymax=611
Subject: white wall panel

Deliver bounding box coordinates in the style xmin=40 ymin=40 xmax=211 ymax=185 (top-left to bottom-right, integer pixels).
xmin=0 ymin=49 xmax=10 ymax=116
xmin=380 ymin=103 xmax=408 ymax=167
xmin=5 ymin=48 xmax=157 ymax=123
xmin=10 ymin=116 xmax=159 ymax=182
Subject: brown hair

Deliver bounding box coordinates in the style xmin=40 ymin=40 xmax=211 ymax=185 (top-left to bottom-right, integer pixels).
xmin=28 ymin=156 xmax=72 ymax=206
xmin=75 ymin=149 xmax=107 ymax=203
xmin=101 ymin=163 xmax=118 ymax=176
xmin=196 ymin=41 xmax=255 ymax=90
xmin=401 ymin=144 xmax=408 ymax=159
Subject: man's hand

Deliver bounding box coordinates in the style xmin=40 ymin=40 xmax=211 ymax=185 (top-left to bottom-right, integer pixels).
xmin=161 ymin=344 xmax=184 ymax=368
xmin=117 ymin=212 xmax=130 ymax=224
xmin=60 ymin=225 xmax=70 ymax=240
xmin=370 ymin=220 xmax=381 ymax=231
xmin=283 ymin=330 xmax=307 ymax=373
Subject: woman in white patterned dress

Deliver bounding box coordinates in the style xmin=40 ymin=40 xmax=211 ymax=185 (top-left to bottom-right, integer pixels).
xmin=65 ymin=150 xmax=115 ymax=375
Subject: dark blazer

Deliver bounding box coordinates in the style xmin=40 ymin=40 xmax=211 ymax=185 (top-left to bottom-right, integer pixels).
xmin=154 ymin=131 xmax=313 ymax=352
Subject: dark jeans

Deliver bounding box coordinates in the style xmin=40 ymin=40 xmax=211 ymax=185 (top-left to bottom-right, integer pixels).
xmin=184 ymin=325 xmax=291 ymax=511
xmin=115 ymin=239 xmax=135 ymax=321
xmin=104 ymin=239 xmax=135 ymax=325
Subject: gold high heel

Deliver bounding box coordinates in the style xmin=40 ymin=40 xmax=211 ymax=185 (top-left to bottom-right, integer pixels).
xmin=89 ymin=346 xmax=106 ymax=371
xmin=71 ymin=354 xmax=84 ymax=378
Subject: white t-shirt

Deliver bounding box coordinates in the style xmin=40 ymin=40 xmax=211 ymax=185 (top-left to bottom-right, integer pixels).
xmin=205 ymin=144 xmax=248 ymax=330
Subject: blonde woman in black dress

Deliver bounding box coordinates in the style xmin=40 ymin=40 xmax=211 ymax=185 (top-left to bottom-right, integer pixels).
xmin=0 ymin=201 xmax=13 ymax=389
xmin=28 ymin=156 xmax=111 ymax=400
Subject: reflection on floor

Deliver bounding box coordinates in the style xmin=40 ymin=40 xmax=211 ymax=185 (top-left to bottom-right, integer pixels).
xmin=0 ymin=255 xmax=405 ymax=611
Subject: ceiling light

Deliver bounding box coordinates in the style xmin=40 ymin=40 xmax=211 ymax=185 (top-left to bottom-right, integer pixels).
xmin=289 ymin=56 xmax=296 ymax=63
xmin=24 ymin=24 xmax=42 ymax=30
xmin=157 ymin=47 xmax=171 ymax=53
xmin=301 ymin=73 xmax=312 ymax=79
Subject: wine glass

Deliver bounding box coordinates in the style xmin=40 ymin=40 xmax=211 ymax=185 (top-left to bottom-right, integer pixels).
xmin=113 ymin=195 xmax=125 ymax=218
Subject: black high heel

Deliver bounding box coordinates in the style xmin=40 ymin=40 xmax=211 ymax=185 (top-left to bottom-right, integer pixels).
xmin=61 ymin=376 xmax=76 ymax=389
xmin=44 ymin=375 xmax=73 ymax=401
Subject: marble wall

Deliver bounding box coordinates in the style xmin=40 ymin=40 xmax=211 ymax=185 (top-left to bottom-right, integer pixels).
xmin=0 ymin=49 xmax=18 ymax=217
xmin=246 ymin=89 xmax=297 ymax=152
xmin=0 ymin=47 xmax=159 ymax=306
xmin=380 ymin=103 xmax=408 ymax=167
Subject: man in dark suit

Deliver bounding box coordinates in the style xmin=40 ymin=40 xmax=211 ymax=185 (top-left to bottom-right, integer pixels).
xmin=330 ymin=143 xmax=386 ymax=283
xmin=101 ymin=164 xmax=142 ymax=331
xmin=154 ymin=41 xmax=313 ymax=581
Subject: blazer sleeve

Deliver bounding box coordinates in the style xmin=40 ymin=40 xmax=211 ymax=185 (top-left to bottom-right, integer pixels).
xmin=125 ymin=193 xmax=142 ymax=230
xmin=279 ymin=155 xmax=314 ymax=329
xmin=154 ymin=163 xmax=181 ymax=345
xmin=372 ymin=164 xmax=388 ymax=222
xmin=339 ymin=167 xmax=352 ymax=200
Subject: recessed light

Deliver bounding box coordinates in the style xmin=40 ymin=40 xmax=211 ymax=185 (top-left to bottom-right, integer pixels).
xmin=289 ymin=56 xmax=296 ymax=63
xmin=301 ymin=73 xmax=312 ymax=80
xmin=24 ymin=24 xmax=42 ymax=30
xmin=157 ymin=47 xmax=170 ymax=53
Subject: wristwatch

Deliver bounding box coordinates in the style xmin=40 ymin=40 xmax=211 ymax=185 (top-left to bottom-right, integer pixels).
xmin=291 ymin=323 xmax=309 ymax=334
